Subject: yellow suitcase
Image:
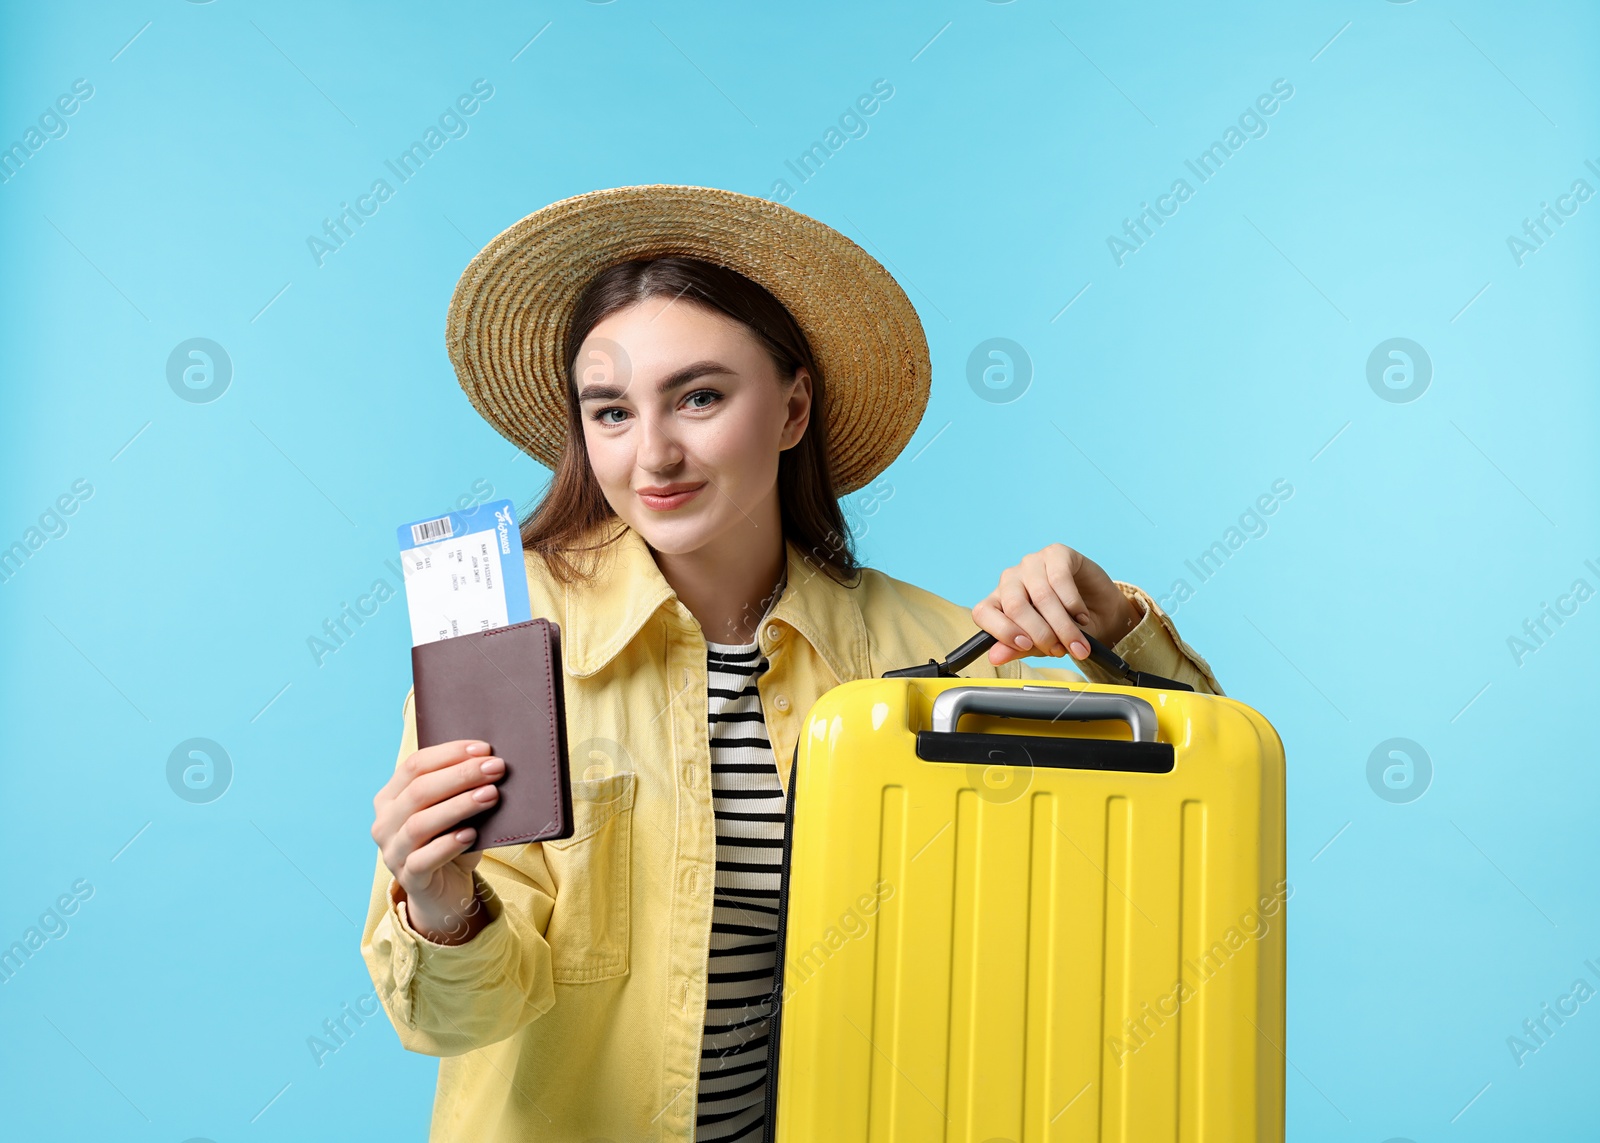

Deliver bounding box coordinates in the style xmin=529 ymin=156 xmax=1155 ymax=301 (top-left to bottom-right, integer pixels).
xmin=763 ymin=631 xmax=1286 ymax=1142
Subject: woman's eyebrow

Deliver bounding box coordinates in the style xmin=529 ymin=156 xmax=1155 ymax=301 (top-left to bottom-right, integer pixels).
xmin=578 ymin=360 xmax=735 ymax=401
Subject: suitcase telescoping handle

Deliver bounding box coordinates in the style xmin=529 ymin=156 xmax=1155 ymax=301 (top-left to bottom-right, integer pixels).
xmin=913 ymin=680 xmax=1175 ymax=774
xmin=883 ymin=628 xmax=1195 ymax=692
xmin=930 ymin=685 xmax=1158 ymax=742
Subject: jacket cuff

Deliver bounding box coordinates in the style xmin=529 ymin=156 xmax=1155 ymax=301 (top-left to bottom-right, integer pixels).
xmin=381 ymin=871 xmax=514 ymax=991
xmin=1079 ymin=582 xmax=1225 ymax=696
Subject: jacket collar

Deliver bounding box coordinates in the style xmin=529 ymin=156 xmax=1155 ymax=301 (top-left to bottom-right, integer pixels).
xmin=559 ymin=519 xmax=870 ymax=685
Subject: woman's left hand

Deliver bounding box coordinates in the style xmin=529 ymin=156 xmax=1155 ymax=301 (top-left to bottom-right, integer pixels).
xmin=973 ymin=543 xmax=1144 ymax=666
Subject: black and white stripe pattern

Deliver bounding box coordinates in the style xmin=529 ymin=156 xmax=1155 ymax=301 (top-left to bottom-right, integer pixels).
xmin=695 ymin=638 xmax=785 ymax=1143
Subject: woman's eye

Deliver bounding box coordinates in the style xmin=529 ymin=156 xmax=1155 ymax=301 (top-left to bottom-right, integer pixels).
xmin=593 ymin=407 xmax=627 ymax=425
xmin=685 ymin=389 xmax=721 ymax=410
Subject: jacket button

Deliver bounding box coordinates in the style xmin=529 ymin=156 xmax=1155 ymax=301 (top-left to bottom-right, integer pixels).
xmin=773 ymin=694 xmax=790 ymax=712
xmin=765 ymin=623 xmax=781 ymax=643
xmin=394 ymin=943 xmax=415 ymax=986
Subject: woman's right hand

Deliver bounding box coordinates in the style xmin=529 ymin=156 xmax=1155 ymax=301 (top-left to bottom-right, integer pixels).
xmin=371 ymin=739 xmax=501 ymax=945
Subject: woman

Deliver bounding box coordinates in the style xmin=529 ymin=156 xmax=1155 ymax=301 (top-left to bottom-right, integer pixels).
xmin=362 ymin=186 xmax=1222 ymax=1143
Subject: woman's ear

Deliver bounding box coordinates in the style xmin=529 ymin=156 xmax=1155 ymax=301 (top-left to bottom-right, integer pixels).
xmin=780 ymin=367 xmax=812 ymax=451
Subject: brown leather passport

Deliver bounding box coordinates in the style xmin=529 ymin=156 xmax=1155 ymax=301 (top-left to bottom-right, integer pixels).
xmin=410 ymin=618 xmax=574 ymax=852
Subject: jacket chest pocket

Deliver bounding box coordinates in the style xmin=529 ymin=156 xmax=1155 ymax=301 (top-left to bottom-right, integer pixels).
xmin=540 ymin=771 xmax=634 ymax=983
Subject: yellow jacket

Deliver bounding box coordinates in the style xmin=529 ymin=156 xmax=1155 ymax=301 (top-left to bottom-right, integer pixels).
xmin=359 ymin=520 xmax=1223 ymax=1141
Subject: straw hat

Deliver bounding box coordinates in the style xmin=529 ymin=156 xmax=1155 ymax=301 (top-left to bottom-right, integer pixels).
xmin=444 ymin=185 xmax=931 ymax=495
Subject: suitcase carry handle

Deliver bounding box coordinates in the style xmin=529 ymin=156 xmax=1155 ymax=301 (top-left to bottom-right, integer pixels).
xmin=885 ymin=627 xmax=1194 ymax=692
xmin=930 ymin=684 xmax=1158 ymax=742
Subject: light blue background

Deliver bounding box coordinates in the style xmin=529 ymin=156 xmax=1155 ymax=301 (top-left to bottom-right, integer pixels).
xmin=2 ymin=1 xmax=1596 ymax=1140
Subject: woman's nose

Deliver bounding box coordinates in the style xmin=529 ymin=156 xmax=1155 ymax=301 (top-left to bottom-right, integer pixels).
xmin=634 ymin=409 xmax=684 ymax=471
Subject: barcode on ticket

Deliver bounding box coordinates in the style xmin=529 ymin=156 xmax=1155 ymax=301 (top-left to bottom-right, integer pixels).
xmin=410 ymin=516 xmax=454 ymax=545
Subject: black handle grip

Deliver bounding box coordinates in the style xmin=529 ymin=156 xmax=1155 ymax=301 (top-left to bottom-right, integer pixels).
xmin=884 ymin=628 xmax=1193 ymax=692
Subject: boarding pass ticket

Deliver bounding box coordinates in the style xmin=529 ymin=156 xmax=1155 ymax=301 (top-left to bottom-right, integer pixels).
xmin=395 ymin=498 xmax=532 ymax=647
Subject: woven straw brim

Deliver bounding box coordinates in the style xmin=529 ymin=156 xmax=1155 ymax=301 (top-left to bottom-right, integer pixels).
xmin=444 ymin=185 xmax=930 ymax=496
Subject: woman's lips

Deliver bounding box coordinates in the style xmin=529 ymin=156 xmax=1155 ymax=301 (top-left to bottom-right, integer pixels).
xmin=637 ymin=483 xmax=705 ymax=511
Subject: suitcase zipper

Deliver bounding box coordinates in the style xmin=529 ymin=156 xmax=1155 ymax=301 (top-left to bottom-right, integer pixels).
xmin=761 ymin=742 xmax=800 ymax=1143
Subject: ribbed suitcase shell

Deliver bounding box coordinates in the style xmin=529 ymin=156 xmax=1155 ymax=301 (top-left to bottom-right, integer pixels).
xmin=766 ymin=676 xmax=1286 ymax=1142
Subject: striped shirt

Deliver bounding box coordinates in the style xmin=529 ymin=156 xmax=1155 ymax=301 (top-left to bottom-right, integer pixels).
xmin=694 ymin=637 xmax=786 ymax=1142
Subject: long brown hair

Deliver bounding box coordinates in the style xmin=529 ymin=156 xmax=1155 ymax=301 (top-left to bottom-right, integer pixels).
xmin=519 ymin=256 xmax=860 ymax=589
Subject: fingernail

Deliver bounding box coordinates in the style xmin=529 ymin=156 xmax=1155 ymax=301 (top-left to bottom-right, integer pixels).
xmin=481 ymin=757 xmax=504 ymax=775
xmin=473 ymin=785 xmax=498 ymax=802
xmin=465 ymin=742 xmax=490 ymax=755
xmin=1070 ymin=641 xmax=1088 ymax=659
xmin=1015 ymin=634 xmax=1032 ymax=649
xmin=454 ymin=828 xmax=475 ymax=842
